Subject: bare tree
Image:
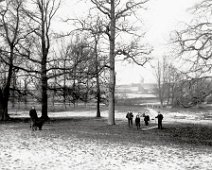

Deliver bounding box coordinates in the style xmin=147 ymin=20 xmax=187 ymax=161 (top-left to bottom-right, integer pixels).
xmin=0 ymin=0 xmax=24 ymax=120
xmin=171 ymin=0 xmax=212 ymax=107
xmin=175 ymin=0 xmax=212 ymax=74
xmin=67 ymin=16 xmax=108 ymax=117
xmin=22 ymin=0 xmax=61 ymax=119
xmin=48 ymin=35 xmax=99 ymax=108
xmin=152 ymin=56 xmax=183 ymax=107
xmin=89 ymin=0 xmax=152 ymax=125
xmin=155 ymin=60 xmax=165 ymax=107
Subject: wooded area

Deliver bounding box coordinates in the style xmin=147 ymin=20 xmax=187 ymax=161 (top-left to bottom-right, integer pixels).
xmin=1 ymin=0 xmax=212 ymax=125
xmin=1 ymin=1 xmax=212 ymax=170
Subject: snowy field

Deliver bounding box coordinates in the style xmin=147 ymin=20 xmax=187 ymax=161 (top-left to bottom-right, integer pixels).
xmin=9 ymin=106 xmax=212 ymax=125
xmin=1 ymin=108 xmax=212 ymax=170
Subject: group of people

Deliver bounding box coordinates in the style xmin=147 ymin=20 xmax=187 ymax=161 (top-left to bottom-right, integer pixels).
xmin=126 ymin=111 xmax=164 ymax=130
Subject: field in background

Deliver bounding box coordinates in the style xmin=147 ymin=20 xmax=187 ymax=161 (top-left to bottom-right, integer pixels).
xmin=8 ymin=93 xmax=212 ymax=121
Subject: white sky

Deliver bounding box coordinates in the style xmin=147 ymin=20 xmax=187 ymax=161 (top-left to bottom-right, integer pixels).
xmin=56 ymin=0 xmax=200 ymax=85
xmin=116 ymin=0 xmax=199 ymax=85
xmin=0 ymin=0 xmax=200 ymax=85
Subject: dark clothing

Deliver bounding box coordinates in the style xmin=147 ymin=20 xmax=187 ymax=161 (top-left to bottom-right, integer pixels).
xmin=144 ymin=115 xmax=150 ymax=126
xmin=29 ymin=108 xmax=44 ymax=130
xmin=135 ymin=117 xmax=140 ymax=124
xmin=126 ymin=112 xmax=134 ymax=127
xmin=135 ymin=117 xmax=141 ymax=129
xmin=29 ymin=109 xmax=38 ymax=122
xmin=135 ymin=117 xmax=140 ymax=129
xmin=156 ymin=113 xmax=163 ymax=129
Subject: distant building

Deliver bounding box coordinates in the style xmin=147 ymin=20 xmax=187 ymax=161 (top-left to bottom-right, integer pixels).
xmin=116 ymin=83 xmax=157 ymax=96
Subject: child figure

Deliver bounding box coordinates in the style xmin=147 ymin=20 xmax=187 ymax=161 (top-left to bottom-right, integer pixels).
xmin=135 ymin=114 xmax=141 ymax=130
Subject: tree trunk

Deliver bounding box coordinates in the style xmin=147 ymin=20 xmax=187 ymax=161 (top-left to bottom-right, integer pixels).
xmin=95 ymin=37 xmax=101 ymax=118
xmin=96 ymin=82 xmax=101 ymax=117
xmin=41 ymin=70 xmax=48 ymax=119
xmin=63 ymin=58 xmax=67 ymax=108
xmin=0 ymin=90 xmax=10 ymax=120
xmin=0 ymin=102 xmax=9 ymax=121
xmin=41 ymin=51 xmax=48 ymax=119
xmin=24 ymin=79 xmax=28 ymax=110
xmin=108 ymin=0 xmax=116 ymax=125
xmin=0 ymin=50 xmax=14 ymax=120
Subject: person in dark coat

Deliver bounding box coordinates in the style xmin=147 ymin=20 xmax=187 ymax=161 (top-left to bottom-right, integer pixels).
xmin=135 ymin=114 xmax=141 ymax=130
xmin=126 ymin=111 xmax=134 ymax=127
xmin=29 ymin=106 xmax=38 ymax=128
xmin=144 ymin=114 xmax=150 ymax=126
xmin=29 ymin=106 xmax=45 ymax=131
xmin=29 ymin=106 xmax=38 ymax=121
xmin=155 ymin=111 xmax=164 ymax=129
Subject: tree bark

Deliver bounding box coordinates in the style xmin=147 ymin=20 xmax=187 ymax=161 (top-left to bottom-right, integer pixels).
xmin=0 ymin=93 xmax=9 ymax=121
xmin=108 ymin=0 xmax=116 ymax=125
xmin=95 ymin=37 xmax=101 ymax=117
xmin=41 ymin=51 xmax=48 ymax=119
xmin=0 ymin=49 xmax=14 ymax=120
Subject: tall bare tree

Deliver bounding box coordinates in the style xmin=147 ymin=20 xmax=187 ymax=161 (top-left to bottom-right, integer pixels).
xmin=68 ymin=16 xmax=108 ymax=117
xmin=22 ymin=0 xmax=60 ymax=119
xmin=0 ymin=0 xmax=24 ymax=120
xmin=89 ymin=0 xmax=151 ymax=125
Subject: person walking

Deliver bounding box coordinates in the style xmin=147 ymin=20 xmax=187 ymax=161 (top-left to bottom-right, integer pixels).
xmin=126 ymin=111 xmax=134 ymax=127
xmin=155 ymin=111 xmax=164 ymax=129
xmin=144 ymin=114 xmax=150 ymax=126
xmin=29 ymin=106 xmax=38 ymax=128
xmin=135 ymin=114 xmax=141 ymax=130
xmin=29 ymin=106 xmax=38 ymax=121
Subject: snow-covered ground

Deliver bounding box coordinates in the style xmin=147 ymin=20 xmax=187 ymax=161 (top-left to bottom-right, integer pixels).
xmin=0 ymin=122 xmax=212 ymax=170
xmin=9 ymin=107 xmax=212 ymax=126
xmin=2 ymin=108 xmax=212 ymax=170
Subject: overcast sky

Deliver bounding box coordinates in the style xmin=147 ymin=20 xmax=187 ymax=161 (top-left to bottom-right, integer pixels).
xmin=116 ymin=0 xmax=200 ymax=85
xmin=57 ymin=0 xmax=200 ymax=85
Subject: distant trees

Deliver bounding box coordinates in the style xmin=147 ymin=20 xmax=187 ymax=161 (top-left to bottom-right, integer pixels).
xmin=153 ymin=58 xmax=167 ymax=107
xmin=174 ymin=77 xmax=212 ymax=107
xmin=0 ymin=0 xmax=152 ymax=122
xmin=152 ymin=56 xmax=212 ymax=108
xmin=153 ymin=57 xmax=180 ymax=107
xmin=173 ymin=0 xmax=212 ymax=107
xmin=48 ymin=36 xmax=102 ymax=109
xmin=175 ymin=0 xmax=212 ymax=72
xmin=66 ymin=16 xmax=110 ymax=117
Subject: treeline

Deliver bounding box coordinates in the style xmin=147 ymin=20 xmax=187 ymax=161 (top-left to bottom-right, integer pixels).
xmin=0 ymin=0 xmax=108 ymax=120
xmin=0 ymin=0 xmax=152 ymax=123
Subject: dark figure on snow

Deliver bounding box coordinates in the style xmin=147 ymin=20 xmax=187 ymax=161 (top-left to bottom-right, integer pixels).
xmin=29 ymin=106 xmax=45 ymax=131
xmin=135 ymin=114 xmax=141 ymax=130
xmin=29 ymin=106 xmax=38 ymax=123
xmin=126 ymin=111 xmax=134 ymax=127
xmin=155 ymin=111 xmax=164 ymax=129
xmin=143 ymin=114 xmax=150 ymax=126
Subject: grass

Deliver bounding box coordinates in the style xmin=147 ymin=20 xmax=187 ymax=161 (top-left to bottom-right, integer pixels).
xmin=3 ymin=116 xmax=212 ymax=147
xmin=5 ymin=102 xmax=212 ymax=148
xmin=3 ymin=100 xmax=212 ymax=169
xmin=1 ymin=114 xmax=212 ymax=169
xmin=60 ymin=118 xmax=212 ymax=147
